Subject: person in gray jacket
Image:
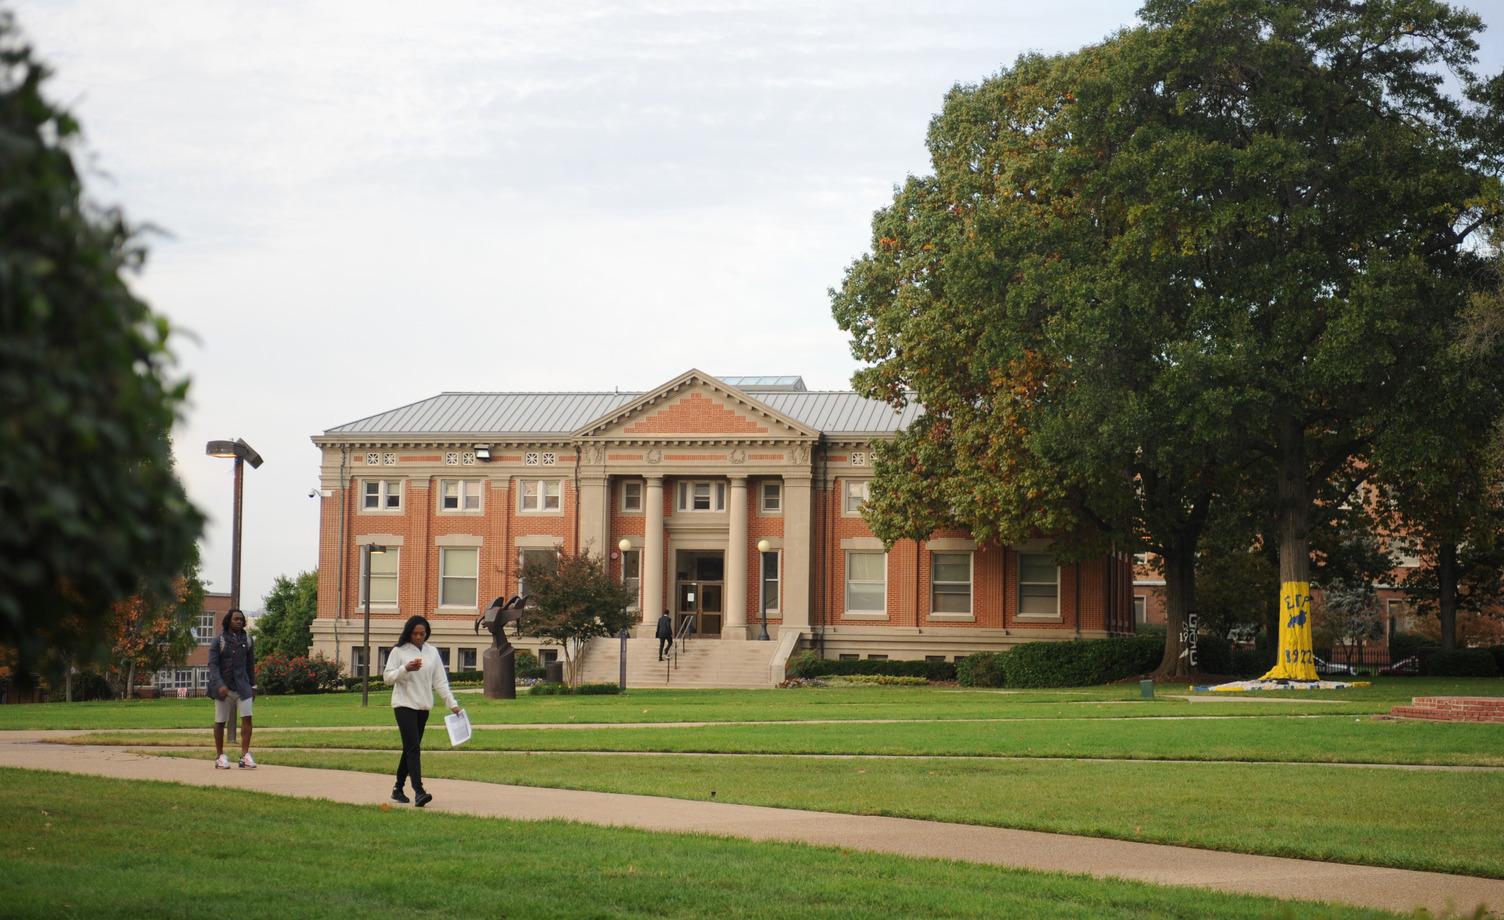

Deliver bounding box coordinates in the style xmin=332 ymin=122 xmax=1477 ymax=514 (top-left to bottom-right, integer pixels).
xmin=208 ymin=608 xmax=257 ymax=769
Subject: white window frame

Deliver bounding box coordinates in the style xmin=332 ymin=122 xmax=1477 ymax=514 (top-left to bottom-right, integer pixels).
xmin=358 ymin=547 xmax=400 ymax=607
xmin=676 ymin=480 xmax=726 ymax=512
xmin=459 ymin=647 xmax=477 ymax=670
xmin=760 ymin=550 xmax=780 ymax=614
xmin=760 ymin=481 xmax=782 ymax=513
xmin=1133 ymin=595 xmax=1147 ymax=625
xmin=518 ymin=547 xmax=557 ymax=595
xmin=930 ymin=551 xmax=973 ymax=619
xmin=518 ymin=479 xmax=562 ymax=513
xmin=195 ymin=611 xmax=215 ymax=646
xmin=621 ymin=549 xmax=641 ymax=611
xmin=361 ymin=479 xmax=402 ymax=511
xmin=842 ymin=479 xmax=870 ymax=515
xmin=1018 ymin=552 xmax=1061 ymax=619
xmin=439 ymin=547 xmax=479 ymax=609
xmin=844 ymin=550 xmax=887 ymax=617
xmin=438 ymin=479 xmax=483 ymax=513
xmin=621 ymin=480 xmax=643 ymax=513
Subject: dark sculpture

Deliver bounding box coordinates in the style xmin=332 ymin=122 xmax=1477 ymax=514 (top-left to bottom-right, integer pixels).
xmin=474 ymin=596 xmax=529 ymax=700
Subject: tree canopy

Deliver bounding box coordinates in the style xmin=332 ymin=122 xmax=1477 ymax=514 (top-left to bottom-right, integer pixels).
xmin=254 ymin=570 xmax=320 ymax=660
xmin=832 ymin=0 xmax=1502 ymax=678
xmin=519 ymin=549 xmax=635 ymax=687
xmin=0 ymin=13 xmax=203 ymax=684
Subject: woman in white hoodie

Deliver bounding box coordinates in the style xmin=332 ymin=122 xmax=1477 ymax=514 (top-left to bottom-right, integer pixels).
xmin=382 ymin=615 xmax=461 ymax=807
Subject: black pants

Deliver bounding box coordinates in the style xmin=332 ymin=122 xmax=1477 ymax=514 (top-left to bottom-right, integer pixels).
xmin=394 ymin=706 xmax=429 ymax=793
xmin=659 ymin=637 xmax=672 ymax=658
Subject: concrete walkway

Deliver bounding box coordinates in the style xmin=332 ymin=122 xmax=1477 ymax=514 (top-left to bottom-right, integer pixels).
xmin=1 ymin=732 xmax=1499 ymax=917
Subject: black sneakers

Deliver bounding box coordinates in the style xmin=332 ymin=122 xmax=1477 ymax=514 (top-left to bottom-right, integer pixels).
xmin=414 ymin=791 xmax=433 ymax=808
xmin=391 ymin=788 xmax=410 ymax=804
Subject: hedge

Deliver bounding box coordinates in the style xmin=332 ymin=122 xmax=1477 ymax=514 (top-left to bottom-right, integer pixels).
xmin=527 ymin=682 xmax=622 ymax=696
xmin=1002 ymin=635 xmax=1164 ymax=688
xmin=1421 ymin=649 xmax=1501 ymax=677
xmin=956 ymin=652 xmax=1007 ymax=688
xmin=785 ymin=651 xmax=956 ymax=681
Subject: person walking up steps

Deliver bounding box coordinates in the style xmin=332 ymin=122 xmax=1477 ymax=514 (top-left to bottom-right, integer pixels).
xmin=208 ymin=608 xmax=257 ymax=770
xmin=656 ymin=609 xmax=673 ymax=660
xmin=383 ymin=615 xmax=461 ymax=807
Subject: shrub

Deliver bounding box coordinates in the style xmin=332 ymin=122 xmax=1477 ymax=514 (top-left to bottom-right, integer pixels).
xmin=1230 ymin=647 xmax=1271 ymax=677
xmin=527 ymin=682 xmax=622 ymax=696
xmin=1390 ymin=632 xmax=1431 ymax=661
xmin=784 ymin=652 xmax=956 ymax=681
xmin=1421 ymin=649 xmax=1501 ymax=677
xmin=1003 ymin=635 xmax=1163 ymax=688
xmin=70 ymin=670 xmax=114 ymax=701
xmin=826 ymin=674 xmax=928 ymax=686
xmin=956 ymin=652 xmax=1007 ymax=688
xmin=1193 ymin=635 xmax=1231 ymax=674
xmin=257 ymin=653 xmax=343 ymax=695
xmin=515 ymin=650 xmax=543 ymax=680
xmin=1491 ymin=646 xmax=1504 ymax=675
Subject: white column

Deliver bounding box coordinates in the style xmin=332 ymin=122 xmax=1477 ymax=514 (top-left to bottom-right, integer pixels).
xmin=724 ymin=476 xmax=748 ymax=638
xmin=642 ymin=476 xmax=664 ymax=626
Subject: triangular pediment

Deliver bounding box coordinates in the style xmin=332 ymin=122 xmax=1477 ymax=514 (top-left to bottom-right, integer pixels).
xmin=574 ymin=370 xmax=817 ymax=441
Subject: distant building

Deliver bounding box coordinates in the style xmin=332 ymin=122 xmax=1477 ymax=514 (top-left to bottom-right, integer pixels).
xmin=153 ymin=591 xmax=231 ymax=697
xmin=306 ymin=370 xmax=1134 ymax=680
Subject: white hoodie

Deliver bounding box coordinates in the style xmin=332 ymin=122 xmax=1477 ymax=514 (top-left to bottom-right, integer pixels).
xmin=382 ymin=642 xmax=459 ymax=711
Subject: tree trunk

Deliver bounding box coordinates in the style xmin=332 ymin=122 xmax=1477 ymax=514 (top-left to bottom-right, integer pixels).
xmin=125 ymin=660 xmax=136 ymax=700
xmin=1263 ymin=416 xmax=1318 ymax=681
xmin=1438 ymin=542 xmax=1458 ymax=651
xmin=64 ymin=658 xmax=73 ymax=703
xmin=1154 ymin=542 xmax=1199 ymax=678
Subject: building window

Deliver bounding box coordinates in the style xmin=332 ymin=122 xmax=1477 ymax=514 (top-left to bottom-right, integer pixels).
xmin=760 ymin=551 xmax=780 ymax=614
xmin=440 ymin=547 xmax=479 ymax=608
xmin=358 ymin=547 xmax=399 ymax=606
xmin=439 ymin=480 xmax=482 ymax=512
xmin=1386 ymin=598 xmax=1407 ymax=636
xmin=760 ymin=481 xmax=782 ymax=513
xmin=362 ymin=479 xmax=402 ymax=511
xmin=621 ymin=480 xmax=643 ymax=512
xmin=838 ymin=653 xmax=859 ymax=661
xmin=538 ymin=648 xmax=558 ymax=665
xmin=459 ymin=648 xmax=477 ymax=670
xmin=519 ymin=548 xmax=557 ymax=595
xmin=621 ymin=549 xmax=641 ymax=611
xmin=1133 ymin=552 xmax=1151 ymax=566
xmin=436 ymin=647 xmax=451 ymax=669
xmin=676 ymin=480 xmax=726 ymax=512
xmin=519 ymin=479 xmax=562 ymax=512
xmin=378 ymin=646 xmax=392 ymax=671
xmin=931 ymin=552 xmax=972 ymax=615
xmin=1397 ymin=547 xmax=1421 ymax=568
xmin=351 ymin=646 xmax=369 ymax=676
xmin=844 ymin=551 xmax=886 ymax=614
xmin=1134 ymin=595 xmax=1147 ymax=625
xmin=1018 ymin=552 xmax=1060 ymax=617
xmin=868 ymin=654 xmax=887 ymax=661
xmin=195 ymin=611 xmax=215 ymax=645
xmin=843 ymin=480 xmax=870 ymax=514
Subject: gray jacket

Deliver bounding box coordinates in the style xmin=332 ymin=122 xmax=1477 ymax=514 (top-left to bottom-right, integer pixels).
xmin=207 ymin=630 xmax=256 ymax=699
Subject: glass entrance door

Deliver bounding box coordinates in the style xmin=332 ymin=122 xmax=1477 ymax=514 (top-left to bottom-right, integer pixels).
xmin=675 ymin=580 xmax=724 ymax=637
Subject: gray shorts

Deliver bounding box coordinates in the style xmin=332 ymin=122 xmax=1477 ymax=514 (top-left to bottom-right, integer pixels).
xmin=214 ymin=694 xmax=254 ymax=722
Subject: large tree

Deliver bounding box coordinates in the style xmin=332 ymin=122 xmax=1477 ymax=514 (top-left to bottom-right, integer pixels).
xmin=833 ymin=0 xmax=1502 ymax=680
xmin=520 ymin=549 xmax=635 ymax=688
xmin=254 ymin=570 xmax=320 ymax=659
xmin=105 ymin=550 xmax=205 ymax=699
xmin=0 ymin=13 xmax=202 ymax=685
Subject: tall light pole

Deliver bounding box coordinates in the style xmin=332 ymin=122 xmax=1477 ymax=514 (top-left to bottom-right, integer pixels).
xmin=361 ymin=544 xmax=387 ymax=707
xmin=756 ymin=539 xmax=772 ymax=641
xmin=205 ymin=438 xmax=264 ymax=611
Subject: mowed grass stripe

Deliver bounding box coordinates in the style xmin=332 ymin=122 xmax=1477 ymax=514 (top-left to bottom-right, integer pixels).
xmin=0 ymin=768 xmax=1398 ymax=919
xmin=76 ymin=713 xmax=1504 ymax=766
xmin=141 ymin=748 xmax=1504 ymax=880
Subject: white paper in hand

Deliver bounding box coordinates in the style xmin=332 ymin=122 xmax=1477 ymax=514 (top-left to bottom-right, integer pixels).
xmin=444 ymin=709 xmax=472 ymax=747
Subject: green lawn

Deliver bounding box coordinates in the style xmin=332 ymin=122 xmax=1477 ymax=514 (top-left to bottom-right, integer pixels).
xmin=0 ymin=768 xmax=1402 ymax=919
xmin=4 ymin=678 xmax=1496 ymax=730
xmin=141 ymin=748 xmax=1504 ymax=879
xmin=78 ymin=712 xmax=1504 ymax=766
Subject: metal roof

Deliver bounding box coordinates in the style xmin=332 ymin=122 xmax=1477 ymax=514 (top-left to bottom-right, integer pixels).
xmin=719 ymin=375 xmax=807 ymax=391
xmin=325 ymin=384 xmax=921 ymax=437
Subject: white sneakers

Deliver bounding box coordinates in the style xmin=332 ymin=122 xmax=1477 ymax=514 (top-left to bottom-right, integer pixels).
xmin=239 ymin=753 xmax=257 ymax=769
xmin=214 ymin=754 xmax=230 ymax=769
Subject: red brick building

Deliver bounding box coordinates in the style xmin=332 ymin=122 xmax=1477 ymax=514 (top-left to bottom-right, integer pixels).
xmin=309 ymin=371 xmax=1134 ymax=680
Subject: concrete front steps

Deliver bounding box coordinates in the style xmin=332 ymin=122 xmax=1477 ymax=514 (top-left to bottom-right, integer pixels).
xmin=573 ymin=636 xmax=782 ymax=689
xmin=1386 ymin=696 xmax=1504 ymax=723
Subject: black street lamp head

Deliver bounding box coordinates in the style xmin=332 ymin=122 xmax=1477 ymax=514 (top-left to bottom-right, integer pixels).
xmin=205 ymin=438 xmax=264 ymax=469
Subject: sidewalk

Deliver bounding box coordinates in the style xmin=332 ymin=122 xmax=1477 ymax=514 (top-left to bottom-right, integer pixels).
xmin=1 ymin=732 xmax=1500 ymax=916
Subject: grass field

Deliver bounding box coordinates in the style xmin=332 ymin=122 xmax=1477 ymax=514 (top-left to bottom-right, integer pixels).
xmin=4 ymin=677 xmax=1498 ymax=730
xmin=0 ymin=769 xmax=1403 ymax=919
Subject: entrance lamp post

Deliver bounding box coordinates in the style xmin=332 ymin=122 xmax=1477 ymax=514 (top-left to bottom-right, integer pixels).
xmin=756 ymin=539 xmax=772 ymax=641
xmin=205 ymin=438 xmax=264 ymax=611
xmin=360 ymin=544 xmax=387 ymax=707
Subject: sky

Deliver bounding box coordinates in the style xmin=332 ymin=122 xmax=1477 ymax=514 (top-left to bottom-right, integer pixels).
xmin=13 ymin=0 xmax=1504 ymax=610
